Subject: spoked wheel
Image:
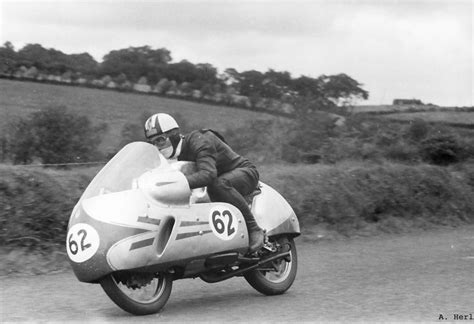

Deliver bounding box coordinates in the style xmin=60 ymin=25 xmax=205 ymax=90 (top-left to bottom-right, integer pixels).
xmin=244 ymin=236 xmax=297 ymax=295
xmin=100 ymin=271 xmax=173 ymax=315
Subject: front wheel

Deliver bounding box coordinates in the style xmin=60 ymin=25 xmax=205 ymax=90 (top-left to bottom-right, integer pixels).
xmin=244 ymin=236 xmax=297 ymax=295
xmin=100 ymin=271 xmax=172 ymax=315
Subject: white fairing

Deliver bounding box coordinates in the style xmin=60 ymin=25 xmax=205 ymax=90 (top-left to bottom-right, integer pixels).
xmin=82 ymin=190 xmax=151 ymax=229
xmin=138 ymin=167 xmax=191 ymax=206
xmin=252 ymin=182 xmax=299 ymax=234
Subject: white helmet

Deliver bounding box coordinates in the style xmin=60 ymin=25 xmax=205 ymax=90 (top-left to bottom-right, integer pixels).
xmin=144 ymin=113 xmax=179 ymax=139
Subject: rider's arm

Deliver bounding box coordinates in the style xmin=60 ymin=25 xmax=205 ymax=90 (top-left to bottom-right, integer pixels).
xmin=185 ymin=133 xmax=218 ymax=189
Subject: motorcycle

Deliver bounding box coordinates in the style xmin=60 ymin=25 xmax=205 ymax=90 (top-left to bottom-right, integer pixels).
xmin=66 ymin=141 xmax=300 ymax=315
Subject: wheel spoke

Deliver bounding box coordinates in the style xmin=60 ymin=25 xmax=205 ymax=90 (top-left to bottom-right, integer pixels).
xmin=244 ymin=237 xmax=297 ymax=295
xmin=112 ymin=274 xmax=167 ymax=304
xmin=260 ymin=250 xmax=292 ymax=283
xmin=101 ymin=272 xmax=173 ymax=315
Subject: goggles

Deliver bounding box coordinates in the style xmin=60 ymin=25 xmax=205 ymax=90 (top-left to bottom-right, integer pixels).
xmin=148 ymin=133 xmax=169 ymax=146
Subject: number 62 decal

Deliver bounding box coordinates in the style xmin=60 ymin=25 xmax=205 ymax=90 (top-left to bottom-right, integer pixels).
xmin=209 ymin=206 xmax=238 ymax=240
xmin=66 ymin=223 xmax=100 ymax=263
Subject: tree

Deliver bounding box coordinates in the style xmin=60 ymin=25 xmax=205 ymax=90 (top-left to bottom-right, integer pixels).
xmin=195 ymin=63 xmax=218 ymax=84
xmin=199 ymin=83 xmax=215 ymax=99
xmin=222 ymin=68 xmax=240 ymax=86
xmin=261 ymin=69 xmax=292 ymax=99
xmin=162 ymin=60 xmax=197 ymax=83
xmin=235 ymin=70 xmax=265 ymax=97
xmin=100 ymin=46 xmax=171 ymax=82
xmin=0 ymin=41 xmax=17 ymax=74
xmin=291 ymin=75 xmax=324 ymax=98
xmin=17 ymin=44 xmax=61 ymax=71
xmin=68 ymin=53 xmax=98 ymax=74
xmin=15 ymin=43 xmax=99 ymax=75
xmin=319 ymin=73 xmax=369 ymax=106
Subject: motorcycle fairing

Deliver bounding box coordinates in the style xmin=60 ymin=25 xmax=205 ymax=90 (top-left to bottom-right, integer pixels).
xmin=106 ymin=202 xmax=249 ymax=272
xmin=71 ymin=186 xmax=249 ymax=282
xmin=68 ymin=202 xmax=150 ymax=282
xmin=252 ymin=182 xmax=300 ymax=237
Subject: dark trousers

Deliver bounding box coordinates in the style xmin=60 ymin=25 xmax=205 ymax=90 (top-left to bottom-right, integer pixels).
xmin=207 ymin=166 xmax=260 ymax=231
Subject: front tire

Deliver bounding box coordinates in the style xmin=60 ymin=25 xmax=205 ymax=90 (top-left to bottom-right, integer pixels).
xmin=100 ymin=272 xmax=172 ymax=315
xmin=244 ymin=236 xmax=297 ymax=295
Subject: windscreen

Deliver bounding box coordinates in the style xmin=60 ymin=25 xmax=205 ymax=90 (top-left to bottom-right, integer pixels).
xmin=79 ymin=142 xmax=164 ymax=202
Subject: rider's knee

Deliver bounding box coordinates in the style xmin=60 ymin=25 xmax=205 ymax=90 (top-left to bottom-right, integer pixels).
xmin=208 ymin=177 xmax=233 ymax=195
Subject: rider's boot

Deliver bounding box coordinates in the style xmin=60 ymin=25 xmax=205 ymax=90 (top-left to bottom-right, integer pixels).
xmin=248 ymin=225 xmax=264 ymax=253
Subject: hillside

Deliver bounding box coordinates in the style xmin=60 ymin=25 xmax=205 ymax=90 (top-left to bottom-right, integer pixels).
xmin=0 ymin=79 xmax=280 ymax=153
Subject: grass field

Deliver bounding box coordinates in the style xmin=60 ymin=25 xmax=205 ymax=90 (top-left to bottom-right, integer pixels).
xmin=352 ymin=105 xmax=472 ymax=113
xmin=384 ymin=111 xmax=474 ymax=125
xmin=351 ymin=105 xmax=422 ymax=113
xmin=0 ymin=79 xmax=279 ymax=152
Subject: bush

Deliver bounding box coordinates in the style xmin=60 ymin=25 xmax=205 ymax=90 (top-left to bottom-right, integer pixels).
xmin=0 ymin=165 xmax=92 ymax=250
xmin=383 ymin=141 xmax=420 ymax=163
xmin=457 ymin=162 xmax=474 ymax=190
xmin=405 ymin=118 xmax=430 ymax=142
xmin=224 ymin=118 xmax=287 ymax=163
xmin=8 ymin=118 xmax=36 ymax=164
xmin=420 ymin=133 xmax=468 ymax=165
xmin=281 ymin=111 xmax=340 ymax=163
xmin=8 ymin=106 xmax=107 ymax=165
xmin=261 ymin=162 xmax=474 ymax=235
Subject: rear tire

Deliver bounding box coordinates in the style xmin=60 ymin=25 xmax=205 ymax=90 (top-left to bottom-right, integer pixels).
xmin=244 ymin=236 xmax=297 ymax=295
xmin=100 ymin=272 xmax=172 ymax=315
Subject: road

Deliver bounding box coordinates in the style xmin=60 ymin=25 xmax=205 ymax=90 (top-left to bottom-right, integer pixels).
xmin=2 ymin=226 xmax=474 ymax=322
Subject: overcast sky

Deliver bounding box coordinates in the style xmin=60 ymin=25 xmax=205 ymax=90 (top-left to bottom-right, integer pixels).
xmin=0 ymin=0 xmax=472 ymax=106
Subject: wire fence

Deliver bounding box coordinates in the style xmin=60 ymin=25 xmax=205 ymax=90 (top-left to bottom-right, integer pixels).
xmin=12 ymin=161 xmax=108 ymax=167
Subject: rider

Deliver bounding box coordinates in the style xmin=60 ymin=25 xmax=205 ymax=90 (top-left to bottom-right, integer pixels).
xmin=144 ymin=113 xmax=265 ymax=253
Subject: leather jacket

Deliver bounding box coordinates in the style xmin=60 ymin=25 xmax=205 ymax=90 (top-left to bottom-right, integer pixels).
xmin=178 ymin=130 xmax=255 ymax=189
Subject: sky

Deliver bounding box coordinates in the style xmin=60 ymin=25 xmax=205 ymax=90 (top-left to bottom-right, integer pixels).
xmin=0 ymin=0 xmax=472 ymax=107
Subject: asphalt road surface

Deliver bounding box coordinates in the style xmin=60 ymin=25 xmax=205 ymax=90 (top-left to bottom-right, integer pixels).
xmin=2 ymin=226 xmax=474 ymax=322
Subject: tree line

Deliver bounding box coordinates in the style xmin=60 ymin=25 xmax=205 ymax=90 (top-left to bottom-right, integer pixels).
xmin=3 ymin=42 xmax=472 ymax=168
xmin=0 ymin=41 xmax=371 ymax=165
xmin=0 ymin=42 xmax=369 ymax=112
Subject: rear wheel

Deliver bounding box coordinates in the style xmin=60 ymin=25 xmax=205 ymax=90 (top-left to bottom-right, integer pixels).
xmin=244 ymin=236 xmax=297 ymax=295
xmin=100 ymin=271 xmax=172 ymax=315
